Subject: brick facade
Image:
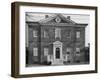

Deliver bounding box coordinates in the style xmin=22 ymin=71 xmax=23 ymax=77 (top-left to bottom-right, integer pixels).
xmin=26 ymin=14 xmax=88 ymax=66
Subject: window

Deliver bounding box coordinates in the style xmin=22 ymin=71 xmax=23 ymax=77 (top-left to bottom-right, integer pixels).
xmin=76 ymin=31 xmax=80 ymax=38
xmin=33 ymin=30 xmax=37 ymax=37
xmin=43 ymin=30 xmax=48 ymax=38
xmin=66 ymin=48 xmax=71 ymax=54
xmin=63 ymin=54 xmax=68 ymax=60
xmin=33 ymin=48 xmax=38 ymax=56
xmin=76 ymin=48 xmax=80 ymax=54
xmin=44 ymin=48 xmax=49 ymax=56
xmin=55 ymin=28 xmax=61 ymax=39
xmin=66 ymin=31 xmax=71 ymax=38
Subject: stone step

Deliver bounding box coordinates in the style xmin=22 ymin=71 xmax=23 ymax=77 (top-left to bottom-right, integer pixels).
xmin=51 ymin=60 xmax=63 ymax=65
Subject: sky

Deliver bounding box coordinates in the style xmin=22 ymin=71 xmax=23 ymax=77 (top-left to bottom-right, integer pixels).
xmin=26 ymin=12 xmax=90 ymax=46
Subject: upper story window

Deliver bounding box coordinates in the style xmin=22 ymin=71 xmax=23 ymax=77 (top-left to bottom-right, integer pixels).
xmin=66 ymin=31 xmax=71 ymax=38
xmin=43 ymin=30 xmax=48 ymax=38
xmin=76 ymin=48 xmax=80 ymax=54
xmin=33 ymin=48 xmax=38 ymax=56
xmin=55 ymin=28 xmax=61 ymax=39
xmin=44 ymin=48 xmax=49 ymax=56
xmin=66 ymin=48 xmax=71 ymax=54
xmin=33 ymin=30 xmax=38 ymax=37
xmin=76 ymin=31 xmax=80 ymax=39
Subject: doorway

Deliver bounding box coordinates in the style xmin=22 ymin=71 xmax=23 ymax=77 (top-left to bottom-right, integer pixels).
xmin=55 ymin=47 xmax=60 ymax=59
xmin=52 ymin=41 xmax=63 ymax=65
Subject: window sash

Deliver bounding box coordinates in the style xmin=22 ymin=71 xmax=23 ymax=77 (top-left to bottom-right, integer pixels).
xmin=33 ymin=48 xmax=38 ymax=56
xmin=66 ymin=31 xmax=71 ymax=38
xmin=55 ymin=28 xmax=61 ymax=38
xmin=44 ymin=48 xmax=49 ymax=56
xmin=76 ymin=48 xmax=80 ymax=52
xmin=66 ymin=48 xmax=71 ymax=52
xmin=44 ymin=30 xmax=48 ymax=38
xmin=76 ymin=31 xmax=80 ymax=38
xmin=33 ymin=30 xmax=37 ymax=37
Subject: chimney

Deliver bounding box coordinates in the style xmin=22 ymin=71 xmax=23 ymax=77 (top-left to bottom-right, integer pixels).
xmin=67 ymin=16 xmax=71 ymax=20
xmin=45 ymin=15 xmax=49 ymax=18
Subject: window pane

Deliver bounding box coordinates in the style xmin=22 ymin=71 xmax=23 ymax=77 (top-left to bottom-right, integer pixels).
xmin=76 ymin=48 xmax=80 ymax=52
xmin=33 ymin=30 xmax=37 ymax=37
xmin=76 ymin=31 xmax=80 ymax=38
xmin=55 ymin=28 xmax=61 ymax=39
xmin=44 ymin=48 xmax=48 ymax=56
xmin=66 ymin=48 xmax=71 ymax=52
xmin=66 ymin=31 xmax=71 ymax=38
xmin=64 ymin=54 xmax=68 ymax=60
xmin=44 ymin=30 xmax=48 ymax=38
xmin=66 ymin=48 xmax=71 ymax=54
xmin=33 ymin=48 xmax=38 ymax=56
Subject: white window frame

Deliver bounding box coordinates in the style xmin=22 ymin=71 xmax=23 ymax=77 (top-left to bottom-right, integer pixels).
xmin=76 ymin=48 xmax=80 ymax=53
xmin=55 ymin=28 xmax=61 ymax=39
xmin=76 ymin=31 xmax=80 ymax=38
xmin=33 ymin=48 xmax=38 ymax=56
xmin=44 ymin=48 xmax=49 ymax=56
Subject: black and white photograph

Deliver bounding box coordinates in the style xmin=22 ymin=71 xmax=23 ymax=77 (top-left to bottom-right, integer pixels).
xmin=25 ymin=12 xmax=90 ymax=67
xmin=11 ymin=2 xmax=97 ymax=77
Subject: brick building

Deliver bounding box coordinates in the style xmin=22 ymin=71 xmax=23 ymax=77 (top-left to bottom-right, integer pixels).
xmin=26 ymin=14 xmax=88 ymax=66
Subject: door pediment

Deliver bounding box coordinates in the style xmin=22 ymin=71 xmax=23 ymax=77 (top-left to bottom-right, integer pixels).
xmin=53 ymin=41 xmax=62 ymax=45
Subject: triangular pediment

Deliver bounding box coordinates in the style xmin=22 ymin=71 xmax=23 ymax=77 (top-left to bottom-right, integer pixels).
xmin=53 ymin=41 xmax=62 ymax=45
xmin=39 ymin=14 xmax=76 ymax=24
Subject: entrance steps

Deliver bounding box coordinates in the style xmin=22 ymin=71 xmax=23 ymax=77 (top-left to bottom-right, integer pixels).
xmin=51 ymin=59 xmax=64 ymax=65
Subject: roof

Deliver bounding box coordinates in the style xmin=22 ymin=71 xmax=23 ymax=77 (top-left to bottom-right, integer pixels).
xmin=26 ymin=13 xmax=88 ymax=27
xmin=39 ymin=14 xmax=77 ymax=24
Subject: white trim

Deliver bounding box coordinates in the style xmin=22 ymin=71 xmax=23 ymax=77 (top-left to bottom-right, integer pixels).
xmin=76 ymin=31 xmax=80 ymax=38
xmin=44 ymin=48 xmax=49 ymax=56
xmin=55 ymin=28 xmax=61 ymax=39
xmin=33 ymin=48 xmax=38 ymax=56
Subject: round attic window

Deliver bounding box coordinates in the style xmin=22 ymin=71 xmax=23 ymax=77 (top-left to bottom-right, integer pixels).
xmin=55 ymin=17 xmax=61 ymax=23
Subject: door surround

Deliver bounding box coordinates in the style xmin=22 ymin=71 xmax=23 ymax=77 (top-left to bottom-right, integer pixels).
xmin=52 ymin=41 xmax=63 ymax=65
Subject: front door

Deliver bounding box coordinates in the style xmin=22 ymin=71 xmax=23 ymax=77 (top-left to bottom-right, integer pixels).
xmin=52 ymin=41 xmax=63 ymax=65
xmin=55 ymin=47 xmax=60 ymax=59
